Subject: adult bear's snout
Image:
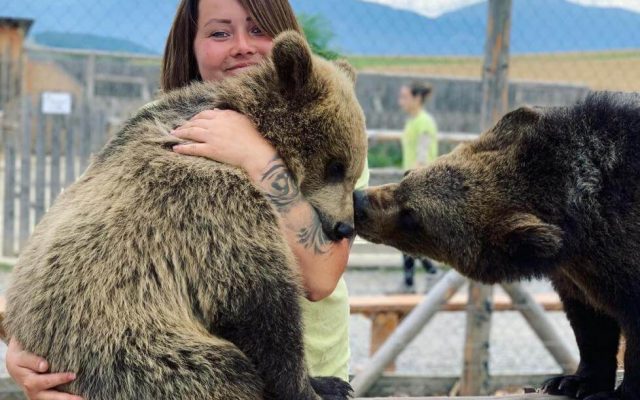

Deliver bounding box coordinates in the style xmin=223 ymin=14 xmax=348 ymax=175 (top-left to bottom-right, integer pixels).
xmin=353 ymin=190 xmax=369 ymax=224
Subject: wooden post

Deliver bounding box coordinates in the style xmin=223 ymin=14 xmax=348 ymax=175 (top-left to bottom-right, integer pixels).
xmin=351 ymin=270 xmax=467 ymax=397
xmin=460 ymin=0 xmax=513 ymax=394
xmin=459 ymin=284 xmax=494 ymax=395
xmin=370 ymin=312 xmax=400 ymax=372
xmin=502 ymin=282 xmax=578 ymax=373
xmin=479 ymin=0 xmax=513 ymax=130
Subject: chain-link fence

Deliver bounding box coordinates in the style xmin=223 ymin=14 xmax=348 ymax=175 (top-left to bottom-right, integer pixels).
xmin=0 ymin=0 xmax=638 ymax=397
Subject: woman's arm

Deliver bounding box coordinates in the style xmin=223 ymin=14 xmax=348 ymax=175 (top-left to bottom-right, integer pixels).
xmin=6 ymin=338 xmax=83 ymax=400
xmin=172 ymin=109 xmax=350 ymax=301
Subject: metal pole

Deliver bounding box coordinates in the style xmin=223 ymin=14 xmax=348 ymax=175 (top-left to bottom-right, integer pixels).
xmin=502 ymin=282 xmax=578 ymax=373
xmin=351 ymin=270 xmax=467 ymax=397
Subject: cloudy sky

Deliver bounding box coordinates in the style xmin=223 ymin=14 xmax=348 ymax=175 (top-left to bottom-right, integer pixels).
xmin=362 ymin=0 xmax=640 ymax=17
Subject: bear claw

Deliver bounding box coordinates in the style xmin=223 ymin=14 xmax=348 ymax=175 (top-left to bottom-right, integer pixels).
xmin=310 ymin=376 xmax=353 ymax=399
xmin=542 ymin=375 xmax=613 ymax=399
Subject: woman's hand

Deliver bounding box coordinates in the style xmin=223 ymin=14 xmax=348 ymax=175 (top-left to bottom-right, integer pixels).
xmin=171 ymin=109 xmax=277 ymax=181
xmin=6 ymin=338 xmax=83 ymax=400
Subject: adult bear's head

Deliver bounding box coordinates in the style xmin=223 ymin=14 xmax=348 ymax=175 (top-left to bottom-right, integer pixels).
xmin=354 ymin=106 xmax=566 ymax=283
xmin=211 ymin=30 xmax=367 ymax=242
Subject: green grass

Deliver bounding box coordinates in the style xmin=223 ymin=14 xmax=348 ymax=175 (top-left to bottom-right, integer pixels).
xmin=347 ymin=50 xmax=640 ymax=69
xmin=346 ymin=55 xmax=480 ymax=69
xmin=0 ymin=261 xmax=14 ymax=273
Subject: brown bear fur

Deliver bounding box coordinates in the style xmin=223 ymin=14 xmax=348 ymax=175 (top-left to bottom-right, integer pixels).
xmin=6 ymin=31 xmax=366 ymax=400
xmin=355 ymin=93 xmax=640 ymax=400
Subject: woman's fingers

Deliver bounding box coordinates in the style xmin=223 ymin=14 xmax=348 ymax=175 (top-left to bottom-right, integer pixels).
xmin=23 ymin=372 xmax=76 ymax=394
xmin=7 ymin=339 xmax=47 ymax=373
xmin=173 ymin=118 xmax=211 ymax=133
xmin=34 ymin=391 xmax=84 ymax=400
xmin=170 ymin=127 xmax=211 ymax=143
xmin=172 ymin=142 xmax=216 ymax=158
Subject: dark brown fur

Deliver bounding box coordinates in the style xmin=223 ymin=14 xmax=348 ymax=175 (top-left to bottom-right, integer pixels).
xmin=6 ymin=31 xmax=366 ymax=400
xmin=355 ymin=93 xmax=640 ymax=400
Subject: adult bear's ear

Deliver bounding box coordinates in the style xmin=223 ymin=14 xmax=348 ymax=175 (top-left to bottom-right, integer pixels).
xmin=333 ymin=59 xmax=356 ymax=87
xmin=272 ymin=30 xmax=313 ymax=96
xmin=493 ymin=213 xmax=563 ymax=269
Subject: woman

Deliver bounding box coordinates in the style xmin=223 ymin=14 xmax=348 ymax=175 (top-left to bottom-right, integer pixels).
xmin=6 ymin=0 xmax=368 ymax=398
xmin=392 ymin=81 xmax=439 ymax=294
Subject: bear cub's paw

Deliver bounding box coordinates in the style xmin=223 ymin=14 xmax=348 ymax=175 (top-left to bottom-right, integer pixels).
xmin=310 ymin=376 xmax=353 ymax=399
xmin=542 ymin=374 xmax=614 ymax=399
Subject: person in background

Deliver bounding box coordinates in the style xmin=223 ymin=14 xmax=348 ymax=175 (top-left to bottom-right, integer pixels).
xmin=392 ymin=81 xmax=440 ymax=294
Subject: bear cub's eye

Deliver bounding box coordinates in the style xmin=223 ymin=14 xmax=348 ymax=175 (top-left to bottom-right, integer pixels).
xmin=398 ymin=209 xmax=421 ymax=232
xmin=325 ymin=161 xmax=346 ymax=183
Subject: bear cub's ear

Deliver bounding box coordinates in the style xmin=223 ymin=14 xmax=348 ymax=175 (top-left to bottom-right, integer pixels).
xmin=494 ymin=213 xmax=563 ymax=268
xmin=272 ymin=30 xmax=313 ymax=96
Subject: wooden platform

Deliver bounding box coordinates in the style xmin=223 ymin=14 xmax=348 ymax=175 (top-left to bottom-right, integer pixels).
xmin=350 ymin=292 xmax=563 ymax=314
xmin=358 ymin=396 xmax=570 ymax=400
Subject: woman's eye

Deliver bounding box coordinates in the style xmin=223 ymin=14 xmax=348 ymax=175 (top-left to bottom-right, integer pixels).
xmin=250 ymin=26 xmax=264 ymax=36
xmin=210 ymin=31 xmax=230 ymax=39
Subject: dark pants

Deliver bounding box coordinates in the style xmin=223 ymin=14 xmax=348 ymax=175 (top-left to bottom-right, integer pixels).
xmin=402 ymin=254 xmax=437 ymax=287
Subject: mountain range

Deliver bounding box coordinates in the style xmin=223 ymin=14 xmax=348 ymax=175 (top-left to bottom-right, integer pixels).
xmin=3 ymin=0 xmax=639 ymax=56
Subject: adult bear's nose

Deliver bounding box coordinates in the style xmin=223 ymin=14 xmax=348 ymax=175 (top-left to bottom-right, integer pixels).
xmin=334 ymin=222 xmax=355 ymax=240
xmin=353 ymin=190 xmax=369 ymax=223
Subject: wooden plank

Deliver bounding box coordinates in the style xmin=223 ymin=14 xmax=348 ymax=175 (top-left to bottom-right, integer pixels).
xmin=0 ymin=295 xmax=6 ymax=342
xmin=49 ymin=115 xmax=61 ymax=206
xmin=370 ymin=312 xmax=400 ymax=372
xmin=350 ymin=292 xmax=562 ymax=314
xmin=367 ymin=130 xmax=479 ymax=145
xmin=353 ymin=373 xmax=576 ymax=398
xmin=34 ymin=109 xmax=46 ymax=223
xmin=359 ymin=396 xmax=570 ymax=400
xmin=2 ymin=131 xmax=16 ymax=257
xmin=459 ymin=283 xmax=493 ymax=395
xmin=2 ymin=45 xmax=15 ymax=256
xmin=64 ymin=114 xmax=75 ymax=187
xmin=18 ymin=96 xmax=31 ymax=249
xmin=79 ymin=101 xmax=91 ymax=173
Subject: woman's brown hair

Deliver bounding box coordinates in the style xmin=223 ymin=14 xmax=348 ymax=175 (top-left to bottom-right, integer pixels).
xmin=161 ymin=0 xmax=302 ymax=91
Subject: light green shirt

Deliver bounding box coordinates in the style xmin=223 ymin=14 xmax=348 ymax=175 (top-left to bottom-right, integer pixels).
xmin=301 ymin=159 xmax=369 ymax=380
xmin=401 ymin=110 xmax=438 ymax=170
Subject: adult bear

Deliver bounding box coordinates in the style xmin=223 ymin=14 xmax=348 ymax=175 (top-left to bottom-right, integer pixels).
xmin=355 ymin=93 xmax=639 ymax=400
xmin=6 ymin=31 xmax=366 ymax=400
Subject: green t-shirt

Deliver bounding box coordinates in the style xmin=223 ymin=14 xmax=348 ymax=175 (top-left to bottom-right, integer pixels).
xmin=401 ymin=110 xmax=438 ymax=170
xmin=301 ymin=159 xmax=369 ymax=380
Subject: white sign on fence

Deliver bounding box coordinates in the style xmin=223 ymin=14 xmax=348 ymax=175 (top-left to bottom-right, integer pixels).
xmin=41 ymin=92 xmax=73 ymax=115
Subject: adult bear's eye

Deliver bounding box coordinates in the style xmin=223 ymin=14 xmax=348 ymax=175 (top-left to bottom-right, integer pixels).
xmin=398 ymin=209 xmax=421 ymax=232
xmin=325 ymin=161 xmax=346 ymax=183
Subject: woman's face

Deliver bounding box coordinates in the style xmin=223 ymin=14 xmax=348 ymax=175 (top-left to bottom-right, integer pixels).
xmin=193 ymin=0 xmax=274 ymax=82
xmin=398 ymin=86 xmax=421 ymax=114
